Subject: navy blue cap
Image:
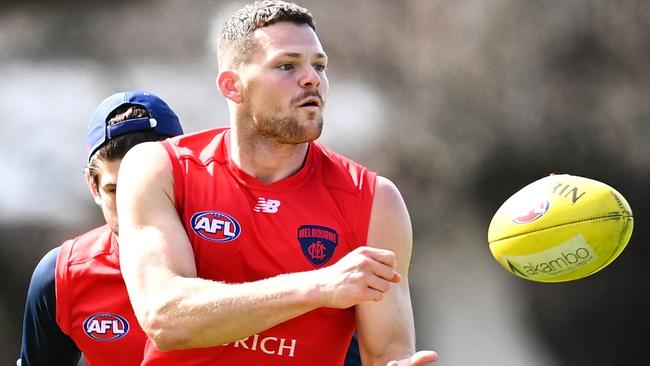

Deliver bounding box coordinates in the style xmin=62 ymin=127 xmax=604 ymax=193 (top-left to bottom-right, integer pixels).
xmin=87 ymin=91 xmax=183 ymax=161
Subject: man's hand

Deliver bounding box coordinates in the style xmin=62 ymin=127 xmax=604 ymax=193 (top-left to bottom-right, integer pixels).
xmin=316 ymin=246 xmax=402 ymax=309
xmin=387 ymin=350 xmax=438 ymax=365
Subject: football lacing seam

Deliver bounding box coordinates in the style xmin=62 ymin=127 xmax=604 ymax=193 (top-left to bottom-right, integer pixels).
xmin=490 ymin=213 xmax=633 ymax=243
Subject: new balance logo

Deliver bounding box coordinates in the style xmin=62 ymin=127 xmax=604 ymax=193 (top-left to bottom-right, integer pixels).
xmin=254 ymin=198 xmax=281 ymax=213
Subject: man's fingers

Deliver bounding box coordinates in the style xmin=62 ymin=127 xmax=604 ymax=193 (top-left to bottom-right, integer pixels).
xmin=356 ymin=246 xmax=401 ymax=281
xmin=358 ymin=246 xmax=397 ymax=268
xmin=362 ymin=287 xmax=384 ymax=302
xmin=368 ymin=259 xmax=401 ymax=283
xmin=365 ymin=273 xmax=392 ymax=293
xmin=387 ymin=350 xmax=439 ymax=365
xmin=411 ymin=350 xmax=438 ymax=363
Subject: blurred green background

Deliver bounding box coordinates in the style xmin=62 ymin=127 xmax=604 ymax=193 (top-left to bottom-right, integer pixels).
xmin=1 ymin=1 xmax=648 ymax=365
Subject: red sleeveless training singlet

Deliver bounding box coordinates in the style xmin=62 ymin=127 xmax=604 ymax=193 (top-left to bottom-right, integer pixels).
xmin=142 ymin=128 xmax=376 ymax=365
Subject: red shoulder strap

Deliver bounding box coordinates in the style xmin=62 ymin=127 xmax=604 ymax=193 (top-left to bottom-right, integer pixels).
xmin=160 ymin=139 xmax=185 ymax=210
xmin=353 ymin=169 xmax=377 ymax=246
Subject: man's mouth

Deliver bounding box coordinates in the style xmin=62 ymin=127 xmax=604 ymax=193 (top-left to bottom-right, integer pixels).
xmin=297 ymin=96 xmax=322 ymax=108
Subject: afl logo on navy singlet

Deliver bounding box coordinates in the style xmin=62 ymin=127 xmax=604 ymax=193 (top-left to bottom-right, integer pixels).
xmin=191 ymin=210 xmax=242 ymax=242
xmin=83 ymin=313 xmax=129 ymax=341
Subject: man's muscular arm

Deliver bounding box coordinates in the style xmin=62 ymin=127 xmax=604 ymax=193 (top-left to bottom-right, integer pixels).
xmin=356 ymin=176 xmax=437 ymax=366
xmin=117 ymin=142 xmax=401 ymax=351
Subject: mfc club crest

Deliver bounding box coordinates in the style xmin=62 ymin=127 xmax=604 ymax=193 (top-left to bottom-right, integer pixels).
xmin=298 ymin=225 xmax=338 ymax=266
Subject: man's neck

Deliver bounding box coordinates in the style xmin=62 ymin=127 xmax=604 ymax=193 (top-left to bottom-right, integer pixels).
xmin=228 ymin=128 xmax=309 ymax=185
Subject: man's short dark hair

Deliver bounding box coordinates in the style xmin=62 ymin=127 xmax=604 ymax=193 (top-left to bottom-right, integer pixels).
xmin=218 ymin=0 xmax=315 ymax=67
xmin=87 ymin=105 xmax=170 ymax=185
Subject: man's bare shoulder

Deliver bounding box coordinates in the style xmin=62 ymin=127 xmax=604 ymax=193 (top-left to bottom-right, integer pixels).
xmin=373 ymin=176 xmax=405 ymax=210
xmin=121 ymin=141 xmax=171 ymax=177
xmin=367 ymin=175 xmax=412 ymax=253
xmin=119 ymin=141 xmax=174 ymax=200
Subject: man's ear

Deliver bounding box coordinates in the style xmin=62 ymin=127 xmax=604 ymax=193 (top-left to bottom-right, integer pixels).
xmin=84 ymin=167 xmax=102 ymax=206
xmin=217 ymin=70 xmax=243 ymax=104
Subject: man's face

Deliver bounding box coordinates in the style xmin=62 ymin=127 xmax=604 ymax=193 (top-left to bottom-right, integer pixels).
xmin=87 ymin=159 xmax=121 ymax=234
xmin=238 ymin=22 xmax=329 ymax=144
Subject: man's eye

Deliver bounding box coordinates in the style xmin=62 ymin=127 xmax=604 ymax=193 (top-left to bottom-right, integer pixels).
xmin=279 ymin=64 xmax=295 ymax=71
xmin=313 ymin=64 xmax=326 ymax=72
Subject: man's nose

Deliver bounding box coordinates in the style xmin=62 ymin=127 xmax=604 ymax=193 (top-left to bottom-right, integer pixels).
xmin=299 ymin=65 xmax=321 ymax=88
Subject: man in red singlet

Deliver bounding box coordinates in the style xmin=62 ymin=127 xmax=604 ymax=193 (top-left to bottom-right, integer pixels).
xmin=117 ymin=1 xmax=438 ymax=365
xmin=18 ymin=91 xmax=183 ymax=366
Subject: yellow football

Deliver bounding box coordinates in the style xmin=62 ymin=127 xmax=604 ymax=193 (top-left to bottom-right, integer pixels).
xmin=488 ymin=174 xmax=633 ymax=283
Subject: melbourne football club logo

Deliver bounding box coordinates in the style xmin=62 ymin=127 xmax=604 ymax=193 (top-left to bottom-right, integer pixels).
xmin=83 ymin=313 xmax=129 ymax=341
xmin=297 ymin=225 xmax=338 ymax=266
xmin=191 ymin=210 xmax=242 ymax=242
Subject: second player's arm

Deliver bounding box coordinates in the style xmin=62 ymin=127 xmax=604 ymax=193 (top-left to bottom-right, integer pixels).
xmin=19 ymin=247 xmax=81 ymax=366
xmin=116 ymin=142 xmax=400 ymax=351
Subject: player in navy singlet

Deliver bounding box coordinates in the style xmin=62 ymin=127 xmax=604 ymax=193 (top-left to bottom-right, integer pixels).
xmin=17 ymin=91 xmax=183 ymax=366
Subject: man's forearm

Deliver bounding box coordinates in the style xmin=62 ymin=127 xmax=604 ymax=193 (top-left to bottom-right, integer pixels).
xmin=141 ymin=270 xmax=323 ymax=351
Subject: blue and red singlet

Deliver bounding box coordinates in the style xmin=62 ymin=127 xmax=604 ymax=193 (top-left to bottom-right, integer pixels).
xmin=55 ymin=225 xmax=147 ymax=366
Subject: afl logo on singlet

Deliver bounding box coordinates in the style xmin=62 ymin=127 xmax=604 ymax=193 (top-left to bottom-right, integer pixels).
xmin=83 ymin=313 xmax=129 ymax=341
xmin=191 ymin=210 xmax=242 ymax=242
